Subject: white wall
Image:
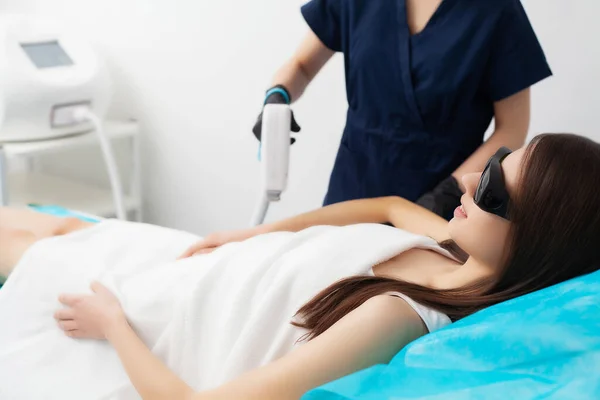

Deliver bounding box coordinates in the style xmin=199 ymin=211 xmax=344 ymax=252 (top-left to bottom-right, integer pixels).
xmin=0 ymin=0 xmax=598 ymax=236
xmin=523 ymin=1 xmax=600 ymax=137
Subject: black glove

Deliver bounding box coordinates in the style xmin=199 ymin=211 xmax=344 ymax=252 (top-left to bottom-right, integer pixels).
xmin=416 ymin=176 xmax=463 ymax=221
xmin=252 ymin=85 xmax=301 ymax=145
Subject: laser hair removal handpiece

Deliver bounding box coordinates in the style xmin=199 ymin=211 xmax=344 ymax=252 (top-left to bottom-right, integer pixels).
xmin=250 ymin=104 xmax=291 ymax=226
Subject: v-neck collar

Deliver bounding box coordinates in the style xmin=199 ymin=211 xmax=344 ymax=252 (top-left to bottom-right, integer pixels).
xmin=401 ymin=0 xmax=453 ymax=38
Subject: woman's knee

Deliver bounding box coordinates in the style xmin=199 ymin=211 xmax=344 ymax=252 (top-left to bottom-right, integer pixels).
xmin=50 ymin=217 xmax=92 ymax=237
xmin=0 ymin=228 xmax=37 ymax=276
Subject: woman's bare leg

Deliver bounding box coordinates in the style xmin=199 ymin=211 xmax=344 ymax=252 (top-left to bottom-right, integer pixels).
xmin=0 ymin=207 xmax=93 ymax=237
xmin=0 ymin=228 xmax=37 ymax=277
xmin=0 ymin=207 xmax=94 ymax=276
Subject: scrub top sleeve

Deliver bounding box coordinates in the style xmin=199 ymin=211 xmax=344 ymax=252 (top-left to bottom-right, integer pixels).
xmin=487 ymin=0 xmax=552 ymax=102
xmin=301 ymin=0 xmax=344 ymax=52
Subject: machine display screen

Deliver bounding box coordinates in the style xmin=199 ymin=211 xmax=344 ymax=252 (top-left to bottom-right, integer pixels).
xmin=20 ymin=41 xmax=74 ymax=69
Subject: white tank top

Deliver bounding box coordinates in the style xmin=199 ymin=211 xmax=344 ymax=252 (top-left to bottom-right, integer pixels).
xmin=366 ymin=272 xmax=452 ymax=333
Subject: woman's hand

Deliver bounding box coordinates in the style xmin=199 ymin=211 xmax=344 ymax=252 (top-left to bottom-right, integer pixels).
xmin=55 ymin=282 xmax=127 ymax=340
xmin=178 ymin=228 xmax=260 ymax=259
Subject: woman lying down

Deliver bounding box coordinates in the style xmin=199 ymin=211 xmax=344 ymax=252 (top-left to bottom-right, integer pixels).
xmin=1 ymin=133 xmax=600 ymax=400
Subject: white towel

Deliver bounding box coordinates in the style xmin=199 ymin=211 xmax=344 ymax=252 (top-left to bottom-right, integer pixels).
xmin=0 ymin=220 xmax=442 ymax=399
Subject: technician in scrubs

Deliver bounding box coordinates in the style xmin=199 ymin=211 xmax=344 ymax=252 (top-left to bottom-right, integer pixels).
xmin=252 ymin=0 xmax=552 ymax=220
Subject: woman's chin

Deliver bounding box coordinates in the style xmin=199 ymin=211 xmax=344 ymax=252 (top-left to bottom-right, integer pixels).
xmin=447 ymin=216 xmax=467 ymax=240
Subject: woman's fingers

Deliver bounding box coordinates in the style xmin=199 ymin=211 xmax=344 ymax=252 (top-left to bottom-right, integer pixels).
xmin=177 ymin=230 xmax=253 ymax=260
xmin=195 ymin=247 xmax=216 ymax=255
xmin=58 ymin=320 xmax=78 ymax=331
xmin=65 ymin=330 xmax=88 ymax=339
xmin=178 ymin=240 xmax=215 ymax=259
xmin=58 ymin=294 xmax=83 ymax=307
xmin=90 ymin=281 xmax=112 ymax=296
xmin=54 ymin=308 xmax=75 ymax=321
xmin=178 ymin=243 xmax=203 ymax=259
xmin=178 ymin=247 xmax=196 ymax=259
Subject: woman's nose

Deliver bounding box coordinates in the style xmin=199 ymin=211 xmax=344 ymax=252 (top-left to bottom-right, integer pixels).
xmin=461 ymin=172 xmax=482 ymax=196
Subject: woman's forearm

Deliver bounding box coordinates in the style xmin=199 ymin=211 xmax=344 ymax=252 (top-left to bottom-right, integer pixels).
xmin=271 ymin=58 xmax=311 ymax=102
xmin=452 ymin=89 xmax=530 ymax=189
xmin=106 ymin=321 xmax=195 ymax=400
xmin=452 ymin=129 xmax=526 ymax=189
xmin=271 ymin=31 xmax=335 ymax=102
xmin=256 ymin=197 xmax=396 ymax=235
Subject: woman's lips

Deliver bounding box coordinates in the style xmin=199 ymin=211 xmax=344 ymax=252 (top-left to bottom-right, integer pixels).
xmin=454 ymin=204 xmax=467 ymax=219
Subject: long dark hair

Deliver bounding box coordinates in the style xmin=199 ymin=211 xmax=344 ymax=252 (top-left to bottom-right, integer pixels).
xmin=293 ymin=134 xmax=600 ymax=340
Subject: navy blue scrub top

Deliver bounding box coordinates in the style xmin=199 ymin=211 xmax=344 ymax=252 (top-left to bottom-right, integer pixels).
xmin=301 ymin=0 xmax=552 ymax=206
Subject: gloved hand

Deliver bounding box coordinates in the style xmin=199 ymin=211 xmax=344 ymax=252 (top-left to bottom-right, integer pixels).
xmin=416 ymin=176 xmax=463 ymax=221
xmin=252 ymin=84 xmax=301 ymax=145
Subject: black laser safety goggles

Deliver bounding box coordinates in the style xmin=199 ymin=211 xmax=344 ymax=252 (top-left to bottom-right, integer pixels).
xmin=474 ymin=146 xmax=512 ymax=220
